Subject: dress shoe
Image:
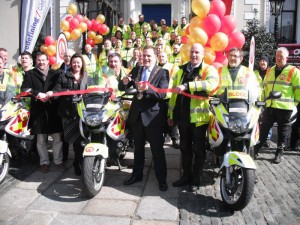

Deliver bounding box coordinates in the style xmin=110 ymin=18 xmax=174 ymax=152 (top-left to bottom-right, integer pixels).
xmin=189 ymin=184 xmax=199 ymax=192
xmin=172 ymin=140 xmax=180 ymax=149
xmin=40 ymin=164 xmax=49 ymax=173
xmin=159 ymin=183 xmax=168 ymax=191
xmin=172 ymin=176 xmax=190 ymax=187
xmin=123 ymin=176 xmax=143 ymax=185
xmin=274 ymin=153 xmax=283 ymax=164
xmin=55 ymin=163 xmax=66 ymax=171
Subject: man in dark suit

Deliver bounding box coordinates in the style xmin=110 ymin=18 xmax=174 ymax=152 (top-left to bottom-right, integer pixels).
xmin=21 ymin=52 xmax=64 ymax=173
xmin=119 ymin=46 xmax=169 ymax=191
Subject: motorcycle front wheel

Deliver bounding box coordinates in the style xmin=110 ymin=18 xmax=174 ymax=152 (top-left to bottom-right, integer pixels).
xmin=0 ymin=153 xmax=10 ymax=185
xmin=82 ymin=156 xmax=106 ymax=197
xmin=220 ymin=167 xmax=255 ymax=211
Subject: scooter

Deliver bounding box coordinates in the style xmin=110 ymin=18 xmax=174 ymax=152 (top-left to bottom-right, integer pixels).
xmin=0 ymin=96 xmax=34 ymax=184
xmin=208 ymin=89 xmax=282 ymax=210
xmin=74 ymin=86 xmax=132 ymax=197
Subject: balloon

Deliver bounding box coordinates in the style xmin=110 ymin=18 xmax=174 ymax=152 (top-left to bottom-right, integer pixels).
xmin=78 ymin=22 xmax=88 ymax=33
xmin=189 ymin=27 xmax=208 ymax=46
xmin=46 ymin=45 xmax=56 ymax=56
xmin=91 ymin=20 xmax=100 ymax=32
xmin=65 ymin=15 xmax=73 ymax=23
xmin=96 ymin=14 xmax=105 ymax=24
xmin=94 ymin=35 xmax=103 ymax=44
xmin=189 ymin=16 xmax=203 ymax=29
xmin=210 ymin=32 xmax=228 ymax=52
xmin=69 ymin=18 xmax=79 ymax=29
xmin=60 ymin=20 xmax=70 ymax=31
xmin=192 ymin=0 xmax=210 ymax=19
xmin=215 ymin=51 xmax=227 ymax=64
xmin=63 ymin=31 xmax=71 ymax=40
xmin=70 ymin=29 xmax=81 ymax=40
xmin=67 ymin=4 xmax=77 ymax=16
xmin=87 ymin=30 xmax=96 ymax=39
xmin=220 ymin=15 xmax=236 ymax=35
xmin=202 ymin=14 xmax=221 ymax=37
xmin=74 ymin=14 xmax=84 ymax=23
xmin=40 ymin=44 xmax=47 ymax=53
xmin=180 ymin=44 xmax=191 ymax=62
xmin=181 ymin=36 xmax=189 ymax=44
xmin=98 ymin=24 xmax=108 ymax=35
xmin=204 ymin=47 xmax=216 ymax=65
xmin=51 ymin=63 xmax=61 ymax=70
xmin=209 ymin=0 xmax=226 ymax=18
xmin=212 ymin=62 xmax=223 ymax=69
xmin=45 ymin=36 xmax=55 ymax=46
xmin=48 ymin=56 xmax=56 ymax=65
xmin=84 ymin=19 xmax=92 ymax=30
xmin=102 ymin=27 xmax=110 ymax=36
xmin=86 ymin=38 xmax=95 ymax=47
xmin=226 ymin=31 xmax=246 ymax=50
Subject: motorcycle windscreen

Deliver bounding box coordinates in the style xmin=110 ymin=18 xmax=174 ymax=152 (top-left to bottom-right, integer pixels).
xmin=84 ymin=93 xmax=111 ymax=112
xmin=228 ymin=100 xmax=248 ymax=117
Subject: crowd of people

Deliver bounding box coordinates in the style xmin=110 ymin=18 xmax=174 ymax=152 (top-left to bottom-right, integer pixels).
xmin=0 ymin=14 xmax=299 ymax=193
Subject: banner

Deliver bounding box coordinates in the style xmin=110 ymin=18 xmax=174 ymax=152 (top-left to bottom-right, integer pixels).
xmin=249 ymin=36 xmax=255 ymax=71
xmin=20 ymin=0 xmax=52 ymax=53
xmin=56 ymin=33 xmax=67 ymax=64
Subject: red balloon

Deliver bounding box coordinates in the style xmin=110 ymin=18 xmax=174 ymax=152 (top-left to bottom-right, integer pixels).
xmin=91 ymin=20 xmax=100 ymax=32
xmin=226 ymin=31 xmax=246 ymax=50
xmin=219 ymin=15 xmax=236 ymax=35
xmin=202 ymin=14 xmax=221 ymax=37
xmin=185 ymin=26 xmax=190 ymax=35
xmin=209 ymin=0 xmax=226 ymax=18
xmin=65 ymin=15 xmax=73 ymax=23
xmin=86 ymin=38 xmax=95 ymax=47
xmin=98 ymin=24 xmax=108 ymax=35
xmin=69 ymin=18 xmax=79 ymax=29
xmin=48 ymin=56 xmax=56 ymax=65
xmin=84 ymin=19 xmax=92 ymax=30
xmin=74 ymin=14 xmax=84 ymax=23
xmin=181 ymin=36 xmax=189 ymax=44
xmin=45 ymin=36 xmax=55 ymax=46
xmin=214 ymin=51 xmax=227 ymax=64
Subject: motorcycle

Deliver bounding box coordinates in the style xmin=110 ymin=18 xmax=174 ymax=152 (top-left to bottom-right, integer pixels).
xmin=74 ymin=86 xmax=132 ymax=197
xmin=0 ymin=95 xmax=34 ymax=184
xmin=208 ymin=88 xmax=282 ymax=210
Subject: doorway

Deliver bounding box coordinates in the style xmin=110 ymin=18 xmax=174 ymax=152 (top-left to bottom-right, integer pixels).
xmin=142 ymin=4 xmax=171 ymax=26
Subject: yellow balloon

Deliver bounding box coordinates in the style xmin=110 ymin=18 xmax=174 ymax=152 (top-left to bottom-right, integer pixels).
xmin=189 ymin=27 xmax=208 ymax=46
xmin=40 ymin=44 xmax=47 ymax=53
xmin=78 ymin=22 xmax=87 ymax=33
xmin=60 ymin=20 xmax=70 ymax=31
xmin=204 ymin=47 xmax=216 ymax=65
xmin=94 ymin=35 xmax=103 ymax=44
xmin=51 ymin=63 xmax=61 ymax=70
xmin=180 ymin=44 xmax=191 ymax=62
xmin=87 ymin=30 xmax=96 ymax=39
xmin=192 ymin=0 xmax=210 ymax=19
xmin=63 ymin=31 xmax=71 ymax=40
xmin=96 ymin=14 xmax=105 ymax=24
xmin=68 ymin=4 xmax=77 ymax=16
xmin=103 ymin=27 xmax=110 ymax=36
xmin=46 ymin=45 xmax=56 ymax=57
xmin=70 ymin=29 xmax=81 ymax=40
xmin=210 ymin=32 xmax=228 ymax=52
xmin=189 ymin=16 xmax=203 ymax=29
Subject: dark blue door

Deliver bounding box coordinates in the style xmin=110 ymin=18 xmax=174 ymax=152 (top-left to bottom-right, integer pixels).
xmin=142 ymin=4 xmax=171 ymax=26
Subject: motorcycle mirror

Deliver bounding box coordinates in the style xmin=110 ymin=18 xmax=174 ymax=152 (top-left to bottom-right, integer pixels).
xmin=269 ymin=91 xmax=282 ymax=99
xmin=73 ymin=95 xmax=82 ymax=103
xmin=125 ymin=88 xmax=137 ymax=95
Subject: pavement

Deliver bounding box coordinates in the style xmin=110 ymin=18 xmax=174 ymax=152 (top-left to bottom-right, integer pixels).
xmin=0 ymin=138 xmax=299 ymax=225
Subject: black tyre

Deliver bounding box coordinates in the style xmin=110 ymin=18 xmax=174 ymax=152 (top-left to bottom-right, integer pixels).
xmin=0 ymin=153 xmax=10 ymax=185
xmin=220 ymin=167 xmax=255 ymax=211
xmin=82 ymin=156 xmax=105 ymax=197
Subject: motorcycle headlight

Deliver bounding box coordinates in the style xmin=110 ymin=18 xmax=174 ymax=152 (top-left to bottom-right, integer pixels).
xmin=83 ymin=110 xmax=106 ymax=127
xmin=227 ymin=116 xmax=249 ymax=133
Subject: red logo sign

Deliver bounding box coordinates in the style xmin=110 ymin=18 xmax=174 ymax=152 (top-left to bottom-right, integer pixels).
xmin=85 ymin=146 xmax=94 ymax=152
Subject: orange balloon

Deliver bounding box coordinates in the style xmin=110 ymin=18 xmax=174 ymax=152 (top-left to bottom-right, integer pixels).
xmin=70 ymin=29 xmax=81 ymax=40
xmin=204 ymin=47 xmax=216 ymax=65
xmin=210 ymin=32 xmax=228 ymax=52
xmin=96 ymin=14 xmax=105 ymax=24
xmin=60 ymin=20 xmax=70 ymax=31
xmin=40 ymin=44 xmax=47 ymax=53
xmin=87 ymin=30 xmax=96 ymax=39
xmin=94 ymin=35 xmax=103 ymax=44
xmin=78 ymin=22 xmax=88 ymax=33
xmin=189 ymin=27 xmax=208 ymax=46
xmin=189 ymin=16 xmax=203 ymax=29
xmin=180 ymin=44 xmax=191 ymax=62
xmin=46 ymin=45 xmax=56 ymax=57
xmin=192 ymin=0 xmax=210 ymax=19
xmin=63 ymin=31 xmax=71 ymax=40
xmin=68 ymin=4 xmax=77 ymax=16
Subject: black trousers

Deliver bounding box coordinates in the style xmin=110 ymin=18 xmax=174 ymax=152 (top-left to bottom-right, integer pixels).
xmin=131 ymin=115 xmax=167 ymax=184
xmin=255 ymin=108 xmax=293 ymax=153
xmin=178 ymin=122 xmax=208 ymax=185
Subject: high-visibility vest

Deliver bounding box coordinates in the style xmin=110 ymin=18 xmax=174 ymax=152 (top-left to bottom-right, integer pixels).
xmin=161 ymin=62 xmax=179 ymax=99
xmin=264 ymin=65 xmax=300 ymax=109
xmin=168 ymin=63 xmax=220 ymax=126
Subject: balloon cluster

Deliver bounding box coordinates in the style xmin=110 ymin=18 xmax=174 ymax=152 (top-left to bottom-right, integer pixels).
xmin=40 ymin=3 xmax=109 ymax=64
xmin=181 ymin=0 xmax=246 ymax=68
